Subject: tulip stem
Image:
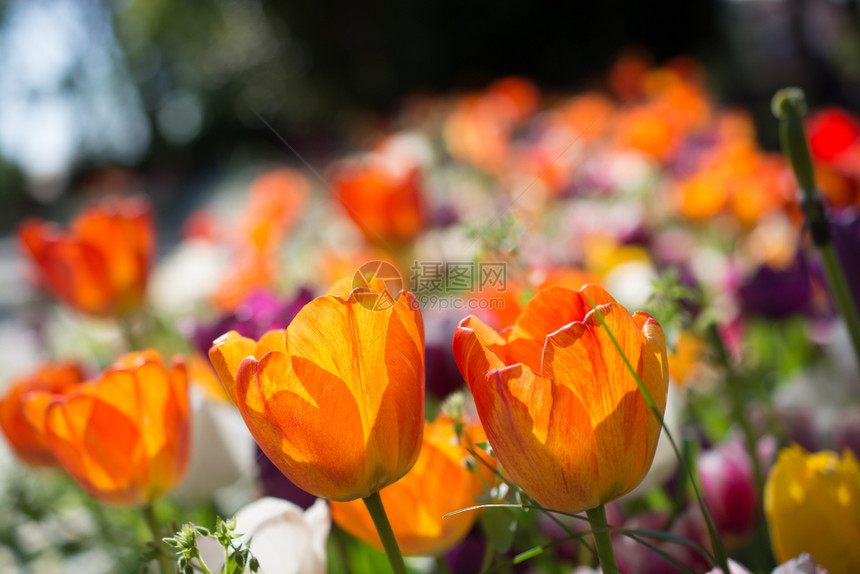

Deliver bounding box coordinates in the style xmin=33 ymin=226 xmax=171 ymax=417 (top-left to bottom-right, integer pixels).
xmin=479 ymin=537 xmax=494 ymax=571
xmin=143 ymin=504 xmax=174 ymax=574
xmin=773 ymin=87 xmax=860 ymax=370
xmin=362 ymin=491 xmax=408 ymax=574
xmin=118 ymin=313 xmax=144 ymax=351
xmin=585 ymin=505 xmax=618 ymax=574
xmin=706 ymin=324 xmax=765 ymax=492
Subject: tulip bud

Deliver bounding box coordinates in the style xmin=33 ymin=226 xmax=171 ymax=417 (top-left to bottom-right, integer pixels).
xmin=697 ymin=438 xmax=758 ymax=542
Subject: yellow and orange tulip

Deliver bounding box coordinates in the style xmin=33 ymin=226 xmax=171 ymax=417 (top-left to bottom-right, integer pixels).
xmin=18 ymin=196 xmax=154 ymax=317
xmin=0 ymin=362 xmax=86 ymax=467
xmin=28 ymin=350 xmax=190 ymax=507
xmin=453 ymin=284 xmax=668 ymax=514
xmin=209 ymin=289 xmax=425 ymax=501
xmin=330 ymin=416 xmax=491 ymax=556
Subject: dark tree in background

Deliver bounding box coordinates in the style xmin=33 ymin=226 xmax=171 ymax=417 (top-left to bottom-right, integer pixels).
xmin=0 ymin=0 xmax=858 ymax=220
xmin=255 ymin=0 xmax=720 ymax=114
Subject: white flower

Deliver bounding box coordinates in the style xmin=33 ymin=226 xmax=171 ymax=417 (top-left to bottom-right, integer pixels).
xmin=771 ymin=553 xmax=829 ymax=574
xmin=171 ymin=391 xmax=258 ymax=502
xmin=198 ymin=497 xmax=330 ymax=574
xmin=705 ymin=559 xmax=753 ymax=574
xmin=148 ymin=240 xmax=229 ymax=315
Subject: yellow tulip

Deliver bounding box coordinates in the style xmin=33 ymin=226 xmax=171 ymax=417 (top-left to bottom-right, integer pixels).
xmin=209 ymin=289 xmax=425 ymax=501
xmin=764 ymin=445 xmax=860 ymax=574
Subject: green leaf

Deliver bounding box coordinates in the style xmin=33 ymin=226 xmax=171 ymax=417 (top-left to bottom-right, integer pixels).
xmin=480 ymin=506 xmax=518 ymax=553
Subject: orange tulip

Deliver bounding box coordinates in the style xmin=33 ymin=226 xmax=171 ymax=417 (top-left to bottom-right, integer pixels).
xmin=330 ymin=416 xmax=491 ymax=556
xmin=453 ymin=284 xmax=669 ymax=514
xmin=27 ymin=350 xmax=191 ymax=507
xmin=239 ymin=169 xmax=308 ymax=254
xmin=18 ymin=196 xmax=154 ymax=317
xmin=0 ymin=362 xmax=86 ymax=467
xmin=331 ymin=159 xmax=426 ymax=246
xmin=209 ymin=288 xmax=425 ymax=501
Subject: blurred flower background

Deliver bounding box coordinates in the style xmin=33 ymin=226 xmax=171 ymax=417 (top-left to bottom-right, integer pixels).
xmin=2 ymin=0 xmax=860 ymax=573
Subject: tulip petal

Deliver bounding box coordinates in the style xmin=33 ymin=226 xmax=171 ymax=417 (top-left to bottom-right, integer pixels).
xmin=134 ymin=359 xmax=189 ymax=496
xmin=506 ymin=285 xmax=616 ymax=371
xmin=235 ymin=351 xmax=367 ymax=500
xmin=2 ymin=362 xmax=86 ymax=467
xmin=542 ymin=303 xmax=667 ymax=501
xmin=74 ymin=205 xmax=150 ymax=298
xmin=453 ymin=315 xmax=509 ymax=390
xmin=45 ymin=394 xmax=144 ymax=505
xmin=283 ymin=292 xmax=424 ymax=497
xmin=472 ymin=364 xmax=601 ymax=513
xmin=632 ymin=311 xmax=670 ymax=415
xmin=210 ymin=330 xmax=286 ymax=403
xmin=45 ymin=240 xmax=115 ymax=315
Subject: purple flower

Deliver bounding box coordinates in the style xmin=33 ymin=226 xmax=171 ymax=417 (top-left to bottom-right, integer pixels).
xmin=190 ymin=287 xmax=315 ymax=354
xmin=445 ymin=529 xmax=486 ymax=574
xmin=738 ymin=254 xmax=813 ymax=318
xmin=257 ymin=445 xmax=318 ymax=510
xmin=425 ymin=308 xmax=467 ymax=400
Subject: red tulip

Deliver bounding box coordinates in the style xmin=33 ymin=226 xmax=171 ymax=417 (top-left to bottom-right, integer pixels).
xmin=18 ymin=197 xmax=154 ymax=317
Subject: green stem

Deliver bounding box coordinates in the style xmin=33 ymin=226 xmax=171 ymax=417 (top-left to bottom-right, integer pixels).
xmin=479 ymin=536 xmax=494 ymax=572
xmin=142 ymin=504 xmax=173 ymax=574
xmin=585 ymin=505 xmax=619 ymax=574
xmin=706 ymin=324 xmax=765 ymax=493
xmin=118 ymin=313 xmax=143 ymax=351
xmin=707 ymin=325 xmax=772 ymax=571
xmin=820 ymin=242 xmax=860 ymax=363
xmin=362 ymin=491 xmax=408 ymax=574
xmin=773 ymin=87 xmax=860 ymax=370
